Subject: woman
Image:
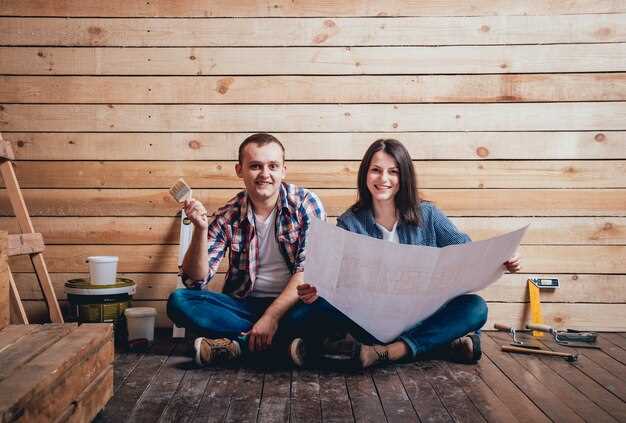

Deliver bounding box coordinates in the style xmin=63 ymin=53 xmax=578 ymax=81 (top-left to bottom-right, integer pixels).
xmin=296 ymin=139 xmax=520 ymax=368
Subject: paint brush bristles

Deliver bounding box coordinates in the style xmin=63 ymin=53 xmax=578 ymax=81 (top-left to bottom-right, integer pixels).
xmin=169 ymin=178 xmax=192 ymax=203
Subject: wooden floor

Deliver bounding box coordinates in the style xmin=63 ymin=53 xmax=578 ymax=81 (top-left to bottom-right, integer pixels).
xmin=94 ymin=331 xmax=626 ymax=422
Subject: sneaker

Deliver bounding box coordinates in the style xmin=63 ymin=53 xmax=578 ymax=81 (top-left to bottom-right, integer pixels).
xmin=194 ymin=337 xmax=241 ymax=366
xmin=289 ymin=338 xmax=306 ymax=367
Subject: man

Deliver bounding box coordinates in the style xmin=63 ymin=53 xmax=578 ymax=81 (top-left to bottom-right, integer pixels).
xmin=167 ymin=133 xmax=325 ymax=366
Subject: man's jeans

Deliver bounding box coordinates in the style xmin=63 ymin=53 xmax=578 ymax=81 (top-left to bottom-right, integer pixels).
xmin=168 ymin=288 xmax=487 ymax=360
xmin=167 ymin=288 xmax=320 ymax=357
xmin=307 ymin=294 xmax=488 ymax=359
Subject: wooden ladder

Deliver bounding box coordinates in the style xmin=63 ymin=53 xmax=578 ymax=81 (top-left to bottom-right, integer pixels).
xmin=0 ymin=133 xmax=63 ymax=323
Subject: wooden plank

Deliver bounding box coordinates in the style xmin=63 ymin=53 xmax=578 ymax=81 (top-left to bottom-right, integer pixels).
xmin=537 ymin=338 xmax=626 ymax=404
xmin=6 ymin=131 xmax=624 ymax=161
xmin=0 ymin=323 xmax=112 ymax=422
xmin=0 ymin=323 xmax=75 ymax=382
xmin=7 ymin=160 xmax=626 ymax=189
xmin=596 ymin=335 xmax=626 ymax=365
xmin=0 ymin=324 xmax=38 ymax=352
xmin=112 ymin=348 xmax=146 ymax=394
xmin=0 ymin=231 xmax=7 ymax=329
xmin=4 ymin=74 xmax=626 ymax=104
xmin=370 ymin=366 xmax=418 ymax=422
xmin=3 ymin=15 xmax=625 ymax=46
xmin=127 ymin=342 xmax=189 ymax=423
xmin=395 ymin=363 xmax=452 ymax=422
xmin=159 ymin=367 xmax=213 ymax=423
xmin=1 ymin=0 xmax=624 ymax=17
xmin=416 ymin=361 xmax=486 ymax=422
xmin=1 ymin=188 xmax=625 ymax=217
xmin=7 ymin=233 xmax=44 ymax=256
xmin=2 ymin=44 xmax=625 ymax=75
xmin=192 ymin=367 xmax=239 ymax=423
xmin=344 ymin=370 xmax=386 ymax=422
xmin=318 ymin=371 xmax=353 ymax=422
xmin=3 ymin=216 xmax=626 ymax=245
xmin=444 ymin=361 xmax=519 ymax=422
xmin=3 ymin=103 xmax=626 ymax=132
xmin=488 ymin=332 xmax=618 ymax=423
xmin=603 ymin=333 xmax=626 ymax=351
xmin=257 ymin=370 xmax=291 ymax=423
xmin=224 ymin=368 xmax=264 ymax=423
xmin=290 ymin=369 xmax=321 ymax=423
xmin=527 ymin=336 xmax=626 ymax=422
xmin=473 ymin=352 xmax=550 ymax=422
xmin=8 ymin=243 xmax=626 ymax=274
xmin=97 ymin=336 xmax=175 ymax=421
xmin=480 ymin=334 xmax=584 ymax=422
xmin=9 ymin=269 xmax=30 ymax=323
xmin=55 ymin=365 xmax=113 ymax=423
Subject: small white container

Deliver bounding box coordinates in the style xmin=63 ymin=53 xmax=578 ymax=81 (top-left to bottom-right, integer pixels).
xmin=87 ymin=256 xmax=119 ymax=285
xmin=125 ymin=307 xmax=157 ymax=342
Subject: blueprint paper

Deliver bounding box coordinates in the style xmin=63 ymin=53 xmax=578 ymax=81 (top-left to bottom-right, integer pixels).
xmin=303 ymin=218 xmax=528 ymax=343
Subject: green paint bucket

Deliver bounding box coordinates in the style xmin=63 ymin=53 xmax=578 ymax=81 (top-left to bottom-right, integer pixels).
xmin=65 ymin=278 xmax=136 ymax=341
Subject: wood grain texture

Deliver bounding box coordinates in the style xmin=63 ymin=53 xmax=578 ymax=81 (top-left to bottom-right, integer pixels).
xmin=4 ymin=74 xmax=626 ymax=103
xmin=6 ymin=160 xmax=626 ymax=189
xmin=3 ymin=103 xmax=625 ymax=132
xmin=2 ymin=44 xmax=625 ymax=75
xmin=2 ymin=1 xmax=624 ymax=17
xmin=2 ymin=15 xmax=625 ymax=46
xmin=0 ymin=232 xmax=7 ymax=329
xmin=1 ymin=188 xmax=624 ymax=217
xmin=5 ymin=131 xmax=622 ymax=160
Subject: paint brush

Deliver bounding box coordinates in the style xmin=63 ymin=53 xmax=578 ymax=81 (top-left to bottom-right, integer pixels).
xmin=169 ymin=178 xmax=192 ymax=203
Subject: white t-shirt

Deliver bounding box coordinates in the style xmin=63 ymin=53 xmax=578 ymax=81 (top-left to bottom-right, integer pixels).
xmin=376 ymin=220 xmax=399 ymax=244
xmin=250 ymin=208 xmax=292 ymax=297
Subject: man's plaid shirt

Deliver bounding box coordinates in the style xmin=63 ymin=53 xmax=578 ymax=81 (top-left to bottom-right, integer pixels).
xmin=181 ymin=183 xmax=326 ymax=298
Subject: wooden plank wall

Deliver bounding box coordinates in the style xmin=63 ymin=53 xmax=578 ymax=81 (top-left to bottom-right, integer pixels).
xmin=0 ymin=1 xmax=625 ymax=330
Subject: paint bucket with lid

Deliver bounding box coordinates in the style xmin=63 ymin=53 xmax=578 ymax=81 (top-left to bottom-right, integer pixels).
xmin=65 ymin=277 xmax=136 ymax=342
xmin=125 ymin=307 xmax=157 ymax=348
xmin=86 ymin=256 xmax=119 ymax=285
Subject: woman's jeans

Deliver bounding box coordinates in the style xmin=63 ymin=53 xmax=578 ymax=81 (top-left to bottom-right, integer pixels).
xmin=306 ymin=294 xmax=488 ymax=359
xmin=167 ymin=288 xmax=487 ymax=360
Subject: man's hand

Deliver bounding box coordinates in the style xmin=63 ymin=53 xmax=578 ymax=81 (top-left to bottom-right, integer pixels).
xmin=297 ymin=283 xmax=319 ymax=304
xmin=504 ymin=254 xmax=521 ymax=273
xmin=245 ymin=314 xmax=279 ymax=352
xmin=183 ymin=198 xmax=209 ymax=230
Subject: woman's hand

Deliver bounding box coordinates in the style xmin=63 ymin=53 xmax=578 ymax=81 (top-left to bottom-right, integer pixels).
xmin=183 ymin=198 xmax=209 ymax=230
xmin=503 ymin=254 xmax=521 ymax=273
xmin=297 ymin=283 xmax=319 ymax=304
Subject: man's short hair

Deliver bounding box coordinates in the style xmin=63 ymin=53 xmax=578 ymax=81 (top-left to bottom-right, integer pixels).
xmin=238 ymin=133 xmax=286 ymax=164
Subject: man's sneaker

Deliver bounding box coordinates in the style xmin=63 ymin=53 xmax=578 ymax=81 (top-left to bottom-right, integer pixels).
xmin=194 ymin=337 xmax=241 ymax=366
xmin=289 ymin=338 xmax=306 ymax=367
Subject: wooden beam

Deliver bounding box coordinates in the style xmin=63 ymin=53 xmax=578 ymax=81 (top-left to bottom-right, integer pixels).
xmin=2 ymin=103 xmax=625 ymax=132
xmin=0 ymin=231 xmax=7 ymax=329
xmin=3 ymin=74 xmax=625 ymax=104
xmin=7 ymin=233 xmax=44 ymax=257
xmin=2 ymin=15 xmax=624 ymax=46
xmin=1 ymin=1 xmax=623 ymax=17
xmin=2 ymin=44 xmax=624 ymax=75
xmin=5 ymin=160 xmax=625 ymax=189
xmin=9 ymin=270 xmax=28 ymax=324
xmin=4 ymin=131 xmax=623 ymax=160
xmin=1 ymin=188 xmax=624 ymax=217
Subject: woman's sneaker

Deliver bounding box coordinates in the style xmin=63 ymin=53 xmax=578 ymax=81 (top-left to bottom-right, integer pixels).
xmin=194 ymin=337 xmax=241 ymax=366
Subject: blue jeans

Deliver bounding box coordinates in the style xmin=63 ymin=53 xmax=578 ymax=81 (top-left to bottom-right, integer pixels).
xmin=307 ymin=294 xmax=488 ymax=359
xmin=167 ymin=288 xmax=321 ymax=356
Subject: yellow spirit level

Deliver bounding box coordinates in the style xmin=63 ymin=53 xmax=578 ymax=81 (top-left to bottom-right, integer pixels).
xmin=527 ymin=278 xmax=559 ymax=337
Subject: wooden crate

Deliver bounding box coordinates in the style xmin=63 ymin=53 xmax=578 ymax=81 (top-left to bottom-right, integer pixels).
xmin=0 ymin=323 xmax=113 ymax=422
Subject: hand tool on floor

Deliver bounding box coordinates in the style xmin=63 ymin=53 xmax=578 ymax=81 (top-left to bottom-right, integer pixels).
xmin=527 ymin=277 xmax=559 ymax=337
xmin=526 ymin=323 xmax=601 ymax=349
xmin=502 ymin=345 xmax=578 ymax=362
xmin=494 ymin=323 xmax=542 ymax=349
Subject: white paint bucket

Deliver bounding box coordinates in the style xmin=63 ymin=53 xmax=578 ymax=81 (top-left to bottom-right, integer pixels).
xmin=86 ymin=256 xmax=119 ymax=285
xmin=125 ymin=307 xmax=157 ymax=343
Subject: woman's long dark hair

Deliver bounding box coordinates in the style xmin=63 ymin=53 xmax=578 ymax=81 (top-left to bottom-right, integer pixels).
xmin=351 ymin=139 xmax=421 ymax=225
